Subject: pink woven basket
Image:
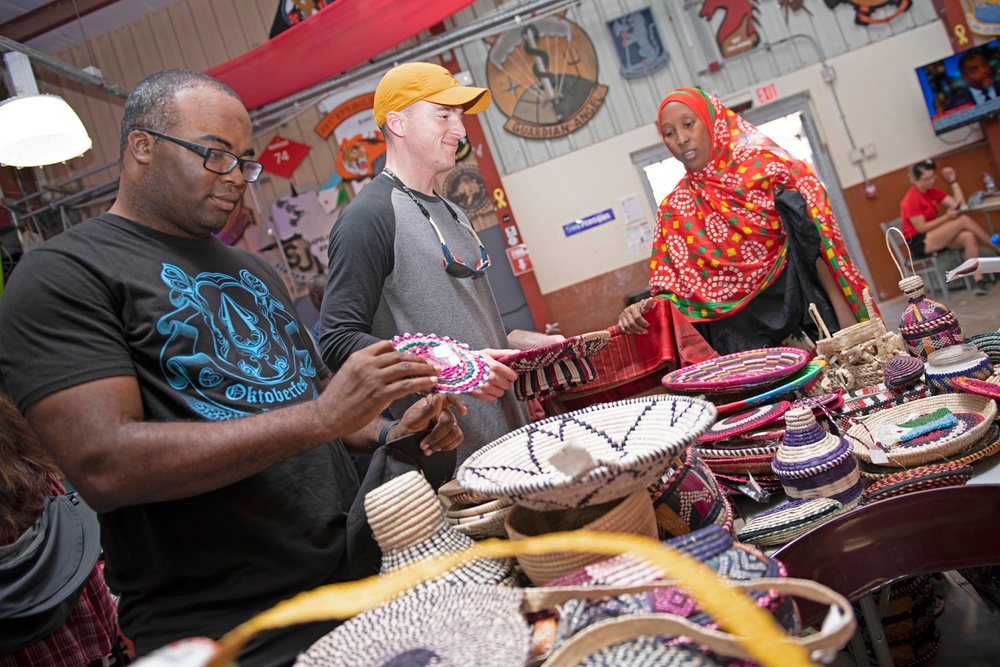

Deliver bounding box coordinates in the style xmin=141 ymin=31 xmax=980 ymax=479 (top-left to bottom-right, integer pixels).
xmin=660 ymin=347 xmax=809 ymax=394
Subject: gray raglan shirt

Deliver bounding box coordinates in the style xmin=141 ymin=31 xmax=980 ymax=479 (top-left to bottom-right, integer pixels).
xmin=319 ymin=172 xmax=528 ymax=461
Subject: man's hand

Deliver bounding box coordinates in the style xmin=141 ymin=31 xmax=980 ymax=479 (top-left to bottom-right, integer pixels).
xmin=618 ymin=298 xmax=656 ymax=334
xmin=468 ymin=348 xmax=518 ymax=403
xmin=397 ymin=394 xmax=467 ymax=455
xmin=507 ymin=329 xmax=566 ymax=350
xmin=318 ymin=340 xmax=439 ymax=437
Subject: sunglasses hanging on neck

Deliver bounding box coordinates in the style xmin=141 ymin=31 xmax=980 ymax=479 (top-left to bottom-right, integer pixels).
xmin=382 ymin=168 xmax=491 ymax=279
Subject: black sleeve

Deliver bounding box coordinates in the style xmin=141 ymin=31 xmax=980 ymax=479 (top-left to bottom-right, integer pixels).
xmin=318 ymin=180 xmax=396 ymax=371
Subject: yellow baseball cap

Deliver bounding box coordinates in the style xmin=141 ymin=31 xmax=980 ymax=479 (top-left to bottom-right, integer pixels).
xmin=373 ymin=62 xmax=491 ymax=127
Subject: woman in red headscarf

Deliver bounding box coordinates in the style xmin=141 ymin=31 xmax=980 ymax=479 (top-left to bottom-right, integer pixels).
xmin=619 ymin=87 xmax=871 ymax=355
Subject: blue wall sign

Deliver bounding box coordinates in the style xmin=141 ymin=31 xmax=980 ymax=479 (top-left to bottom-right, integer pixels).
xmin=563 ymin=208 xmax=615 ymax=237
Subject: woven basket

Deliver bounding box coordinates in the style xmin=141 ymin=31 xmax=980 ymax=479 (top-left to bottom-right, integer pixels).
xmin=857 ymin=423 xmax=1000 ymax=479
xmin=809 ymin=288 xmax=903 ymax=392
xmin=647 ymin=446 xmax=730 ymax=540
xmin=897 ymin=275 xmax=964 ymax=360
xmin=736 ymin=497 xmax=844 ymax=548
xmin=846 ymin=393 xmax=997 ymax=468
xmin=456 ymin=395 xmax=717 ymax=511
xmin=859 ymin=462 xmax=973 ymax=506
xmin=773 ymin=407 xmax=862 ymax=508
xmin=660 ymin=347 xmax=809 ymax=395
xmin=924 ymin=343 xmax=993 ymax=395
xmin=504 ymin=489 xmax=657 ymax=585
xmin=965 ymin=331 xmax=1000 ymax=366
xmin=365 ymin=471 xmax=513 ymax=585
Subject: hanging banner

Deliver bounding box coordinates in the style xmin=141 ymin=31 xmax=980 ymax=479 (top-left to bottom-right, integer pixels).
xmin=485 ymin=15 xmax=608 ymax=140
xmin=259 ymin=135 xmax=311 ymax=179
xmin=699 ymin=0 xmax=761 ymax=58
xmin=607 ymin=8 xmax=670 ymax=79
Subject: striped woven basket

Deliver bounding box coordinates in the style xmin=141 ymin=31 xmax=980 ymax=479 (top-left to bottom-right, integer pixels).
xmin=736 ymin=497 xmax=844 ymax=548
xmin=857 ymin=423 xmax=1000 ymax=479
xmin=773 ymin=407 xmax=862 ymax=508
xmin=859 ymin=462 xmax=974 ymax=506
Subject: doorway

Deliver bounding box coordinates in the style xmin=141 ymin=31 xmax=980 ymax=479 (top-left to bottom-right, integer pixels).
xmin=632 ymin=93 xmax=871 ymax=284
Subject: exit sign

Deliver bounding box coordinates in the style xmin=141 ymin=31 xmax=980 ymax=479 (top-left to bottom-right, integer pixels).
xmin=755 ymin=82 xmax=779 ymax=105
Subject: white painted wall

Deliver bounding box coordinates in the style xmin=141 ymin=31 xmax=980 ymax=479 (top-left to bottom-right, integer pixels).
xmin=503 ymin=20 xmax=982 ymax=295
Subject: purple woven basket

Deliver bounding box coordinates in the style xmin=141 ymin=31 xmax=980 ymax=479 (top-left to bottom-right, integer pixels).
xmin=772 ymin=407 xmax=862 ymax=508
xmin=883 ymin=355 xmax=925 ymax=388
xmin=661 ymin=347 xmax=809 ymax=394
xmin=898 ymin=276 xmax=964 ymax=359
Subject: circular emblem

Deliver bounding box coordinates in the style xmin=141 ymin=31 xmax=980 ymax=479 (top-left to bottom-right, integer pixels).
xmin=485 ymin=16 xmax=608 ymax=140
xmin=442 ymin=163 xmax=493 ymax=218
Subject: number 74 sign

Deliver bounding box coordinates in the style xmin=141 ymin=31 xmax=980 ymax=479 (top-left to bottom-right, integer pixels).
xmin=259 ymin=135 xmax=311 ymax=180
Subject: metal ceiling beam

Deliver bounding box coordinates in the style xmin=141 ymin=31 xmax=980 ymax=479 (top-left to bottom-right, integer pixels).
xmin=0 ymin=34 xmax=129 ymax=98
xmin=0 ymin=0 xmax=119 ymax=44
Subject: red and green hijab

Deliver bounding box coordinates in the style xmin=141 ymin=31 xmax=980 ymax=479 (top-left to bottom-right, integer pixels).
xmin=649 ymin=87 xmax=870 ymax=322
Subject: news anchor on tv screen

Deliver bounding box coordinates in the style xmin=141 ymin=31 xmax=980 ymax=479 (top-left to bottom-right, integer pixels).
xmin=943 ymin=50 xmax=1000 ymax=111
xmin=916 ymin=39 xmax=1000 ymax=134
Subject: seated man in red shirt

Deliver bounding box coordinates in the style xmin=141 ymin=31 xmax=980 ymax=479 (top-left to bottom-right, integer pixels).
xmin=900 ymin=158 xmax=994 ymax=295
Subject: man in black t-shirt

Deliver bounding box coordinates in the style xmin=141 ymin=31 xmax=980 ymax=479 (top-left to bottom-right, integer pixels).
xmin=0 ymin=69 xmax=465 ymax=667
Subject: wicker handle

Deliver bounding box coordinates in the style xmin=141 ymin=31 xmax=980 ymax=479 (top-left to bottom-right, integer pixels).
xmin=540 ymin=577 xmax=855 ymax=666
xmin=809 ymin=302 xmax=833 ymax=341
xmin=884 ymin=226 xmax=912 ymax=279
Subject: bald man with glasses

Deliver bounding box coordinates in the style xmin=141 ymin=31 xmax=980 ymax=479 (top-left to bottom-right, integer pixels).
xmin=0 ymin=69 xmax=467 ymax=666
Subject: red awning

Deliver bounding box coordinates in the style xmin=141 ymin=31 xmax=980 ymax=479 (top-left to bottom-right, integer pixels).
xmin=206 ymin=0 xmax=476 ymax=110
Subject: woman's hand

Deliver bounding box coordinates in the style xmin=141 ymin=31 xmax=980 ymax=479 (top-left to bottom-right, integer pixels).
xmin=618 ymin=298 xmax=657 ymax=335
xmin=940 ymin=166 xmax=958 ymax=185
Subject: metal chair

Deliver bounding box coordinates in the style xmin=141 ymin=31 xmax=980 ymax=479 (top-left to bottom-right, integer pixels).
xmin=880 ymin=218 xmax=973 ymax=299
xmin=774 ymin=485 xmax=1000 ymax=666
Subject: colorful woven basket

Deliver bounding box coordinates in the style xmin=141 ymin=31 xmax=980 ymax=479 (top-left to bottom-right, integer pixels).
xmin=859 ymin=462 xmax=974 ymax=506
xmin=883 ymin=355 xmax=925 ymax=389
xmin=953 ymin=374 xmax=1000 ymax=400
xmin=699 ymin=401 xmax=790 ymax=443
xmin=772 ymin=407 xmax=862 ymax=508
xmin=660 ymin=347 xmax=809 ymax=395
xmin=857 ymin=423 xmax=1000 ymax=478
xmin=499 ymin=331 xmax=611 ymax=373
xmin=789 ymin=390 xmax=845 ymax=415
xmin=897 ymin=275 xmax=964 ymax=360
xmin=456 ymin=395 xmax=717 ymax=511
xmin=736 ymin=497 xmax=843 ymax=548
xmin=714 ymin=361 xmax=826 ymax=416
xmin=391 ymin=333 xmax=490 ymax=394
xmin=647 ymin=446 xmax=731 ymax=540
xmin=846 ymin=393 xmax=997 ymax=468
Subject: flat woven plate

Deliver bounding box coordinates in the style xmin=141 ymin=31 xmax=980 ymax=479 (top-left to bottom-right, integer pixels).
xmin=661 ymin=347 xmax=809 ymax=394
xmin=737 ymin=497 xmax=843 ymax=547
xmin=456 ymin=395 xmax=717 ymax=511
xmin=847 ymin=393 xmax=997 ymax=467
xmin=860 ymin=462 xmax=973 ymax=505
xmin=498 ymin=331 xmax=611 ymax=373
xmin=790 ymin=390 xmax=845 ymax=414
xmin=714 ymin=361 xmax=826 ymax=416
xmin=391 ymin=333 xmax=490 ymax=394
xmin=699 ymin=401 xmax=790 ymax=443
xmin=884 ymin=355 xmax=925 ymax=388
xmin=953 ymin=375 xmax=1000 ymax=400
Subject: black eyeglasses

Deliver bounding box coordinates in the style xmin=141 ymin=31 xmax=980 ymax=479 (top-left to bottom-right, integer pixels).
xmin=136 ymin=127 xmax=263 ymax=183
xmin=382 ymin=168 xmax=490 ymax=279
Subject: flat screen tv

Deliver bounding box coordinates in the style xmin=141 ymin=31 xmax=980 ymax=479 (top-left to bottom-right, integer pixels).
xmin=916 ymin=38 xmax=1000 ymax=135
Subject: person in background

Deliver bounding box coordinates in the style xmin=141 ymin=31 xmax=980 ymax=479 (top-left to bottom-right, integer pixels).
xmin=0 ymin=69 xmax=466 ymax=667
xmin=944 ymin=50 xmax=1000 ymax=111
xmin=0 ymin=391 xmax=123 ymax=667
xmin=619 ymin=87 xmax=870 ymax=355
xmin=901 ymin=158 xmax=993 ymax=295
xmin=319 ymin=62 xmax=562 ymax=462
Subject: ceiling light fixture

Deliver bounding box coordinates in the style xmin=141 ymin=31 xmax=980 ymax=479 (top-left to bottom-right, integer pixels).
xmin=0 ymin=51 xmax=92 ymax=168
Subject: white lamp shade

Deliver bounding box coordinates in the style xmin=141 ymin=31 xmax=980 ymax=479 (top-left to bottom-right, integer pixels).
xmin=0 ymin=94 xmax=92 ymax=168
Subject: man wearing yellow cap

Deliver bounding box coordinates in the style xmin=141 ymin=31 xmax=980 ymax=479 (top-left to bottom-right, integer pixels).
xmin=319 ymin=62 xmax=559 ymax=461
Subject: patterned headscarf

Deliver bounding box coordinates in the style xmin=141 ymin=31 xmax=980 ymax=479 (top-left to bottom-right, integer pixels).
xmin=649 ymin=88 xmax=869 ymax=322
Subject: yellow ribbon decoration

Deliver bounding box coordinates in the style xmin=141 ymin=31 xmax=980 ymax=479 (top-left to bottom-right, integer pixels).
xmin=955 ymin=24 xmax=969 ymax=46
xmin=207 ymin=531 xmax=820 ymax=667
xmin=493 ymin=187 xmax=508 ymax=209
